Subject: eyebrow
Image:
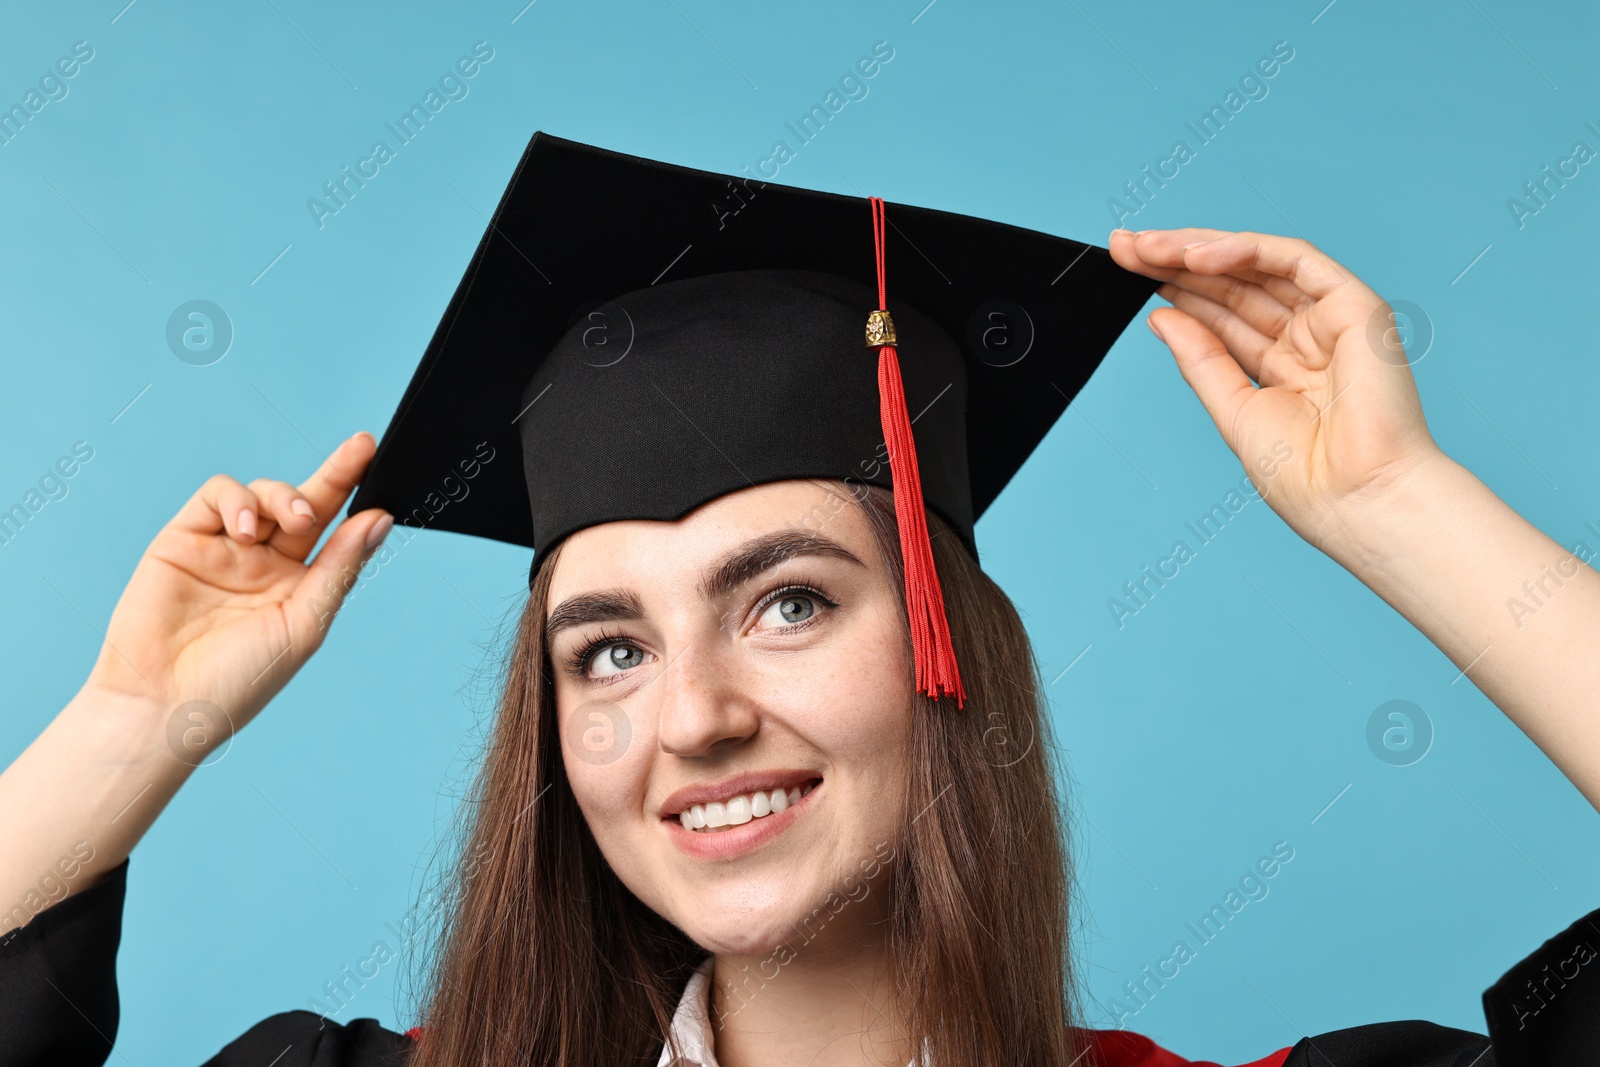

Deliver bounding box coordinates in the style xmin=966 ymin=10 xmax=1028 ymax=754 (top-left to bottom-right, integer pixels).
xmin=543 ymin=530 xmax=864 ymax=644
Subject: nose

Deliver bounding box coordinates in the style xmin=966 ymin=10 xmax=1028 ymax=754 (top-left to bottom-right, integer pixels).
xmin=652 ymin=631 xmax=761 ymax=759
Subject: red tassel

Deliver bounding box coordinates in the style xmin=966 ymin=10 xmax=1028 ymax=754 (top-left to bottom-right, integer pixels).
xmin=868 ymin=197 xmax=966 ymax=707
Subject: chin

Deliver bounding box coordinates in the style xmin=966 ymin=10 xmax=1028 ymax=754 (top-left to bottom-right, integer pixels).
xmin=685 ymin=920 xmax=795 ymax=958
xmin=669 ymin=880 xmax=823 ymax=957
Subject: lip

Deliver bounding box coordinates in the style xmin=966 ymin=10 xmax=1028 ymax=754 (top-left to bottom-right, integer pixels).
xmin=658 ymin=769 xmax=822 ymax=818
xmin=665 ymin=777 xmax=823 ymax=861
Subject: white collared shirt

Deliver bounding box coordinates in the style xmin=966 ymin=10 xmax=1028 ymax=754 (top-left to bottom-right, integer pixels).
xmin=655 ymin=956 xmax=719 ymax=1067
xmin=656 ymin=956 xmax=927 ymax=1067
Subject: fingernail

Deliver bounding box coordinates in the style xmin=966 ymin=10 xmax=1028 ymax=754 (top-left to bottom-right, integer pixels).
xmin=364 ymin=512 xmax=394 ymax=550
xmin=291 ymin=499 xmax=315 ymax=520
xmin=1182 ymin=240 xmax=1210 ymax=251
xmin=1110 ymin=227 xmax=1132 ymax=239
xmin=238 ymin=508 xmax=257 ymax=538
xmin=1147 ymin=317 xmax=1167 ymax=343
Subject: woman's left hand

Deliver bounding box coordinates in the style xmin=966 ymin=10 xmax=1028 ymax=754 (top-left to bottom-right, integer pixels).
xmin=1116 ymin=227 xmax=1600 ymax=813
xmin=1109 ymin=227 xmax=1446 ymax=554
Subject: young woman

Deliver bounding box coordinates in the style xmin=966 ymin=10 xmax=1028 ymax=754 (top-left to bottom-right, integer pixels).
xmin=1 ymin=137 xmax=1596 ymax=1067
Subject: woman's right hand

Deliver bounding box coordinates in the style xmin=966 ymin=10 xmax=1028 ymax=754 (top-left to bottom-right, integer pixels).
xmin=81 ymin=431 xmax=393 ymax=748
xmin=0 ymin=431 xmax=394 ymax=920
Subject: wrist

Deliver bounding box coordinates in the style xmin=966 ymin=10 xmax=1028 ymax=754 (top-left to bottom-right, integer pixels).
xmin=72 ymin=678 xmax=169 ymax=723
xmin=65 ymin=682 xmax=190 ymax=769
xmin=0 ymin=684 xmax=195 ymax=910
xmin=1320 ymin=447 xmax=1472 ymax=577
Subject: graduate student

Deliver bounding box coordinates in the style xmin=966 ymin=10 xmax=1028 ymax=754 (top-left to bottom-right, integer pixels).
xmin=1 ymin=134 xmax=1596 ymax=1067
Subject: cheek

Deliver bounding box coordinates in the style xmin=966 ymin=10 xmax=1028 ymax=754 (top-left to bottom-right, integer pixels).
xmin=765 ymin=608 xmax=914 ymax=799
xmin=557 ymin=699 xmax=651 ymax=845
xmin=563 ymin=748 xmax=664 ymax=908
xmin=838 ymin=606 xmax=913 ymax=718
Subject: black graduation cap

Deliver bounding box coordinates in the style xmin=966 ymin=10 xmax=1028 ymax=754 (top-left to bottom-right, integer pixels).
xmin=348 ymin=131 xmax=1158 ymax=704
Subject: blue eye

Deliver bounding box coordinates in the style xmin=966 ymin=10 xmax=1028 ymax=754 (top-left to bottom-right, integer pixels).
xmin=566 ymin=631 xmax=649 ymax=681
xmin=590 ymin=641 xmax=646 ymax=678
xmin=565 ymin=584 xmax=833 ymax=683
xmin=759 ymin=593 xmax=818 ymax=628
xmin=753 ymin=583 xmax=836 ymax=630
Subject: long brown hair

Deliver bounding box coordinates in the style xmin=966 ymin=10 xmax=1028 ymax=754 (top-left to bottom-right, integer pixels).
xmin=405 ymin=482 xmax=1085 ymax=1067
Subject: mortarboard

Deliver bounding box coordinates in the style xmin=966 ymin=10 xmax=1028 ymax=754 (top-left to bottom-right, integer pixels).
xmin=347 ymin=131 xmax=1158 ymax=705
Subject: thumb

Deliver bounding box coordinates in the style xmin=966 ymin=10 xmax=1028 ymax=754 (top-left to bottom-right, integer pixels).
xmin=1148 ymin=307 xmax=1255 ymax=456
xmin=286 ymin=508 xmax=394 ymax=649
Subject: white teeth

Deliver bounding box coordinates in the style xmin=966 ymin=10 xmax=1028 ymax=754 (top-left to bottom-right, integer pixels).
xmin=682 ymin=783 xmax=813 ymax=832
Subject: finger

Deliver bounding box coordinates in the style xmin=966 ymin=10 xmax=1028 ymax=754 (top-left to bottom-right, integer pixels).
xmin=1109 ymin=227 xmax=1213 ymax=281
xmin=1252 ymin=274 xmax=1317 ymax=314
xmin=1171 ymin=230 xmax=1360 ymax=302
xmin=1155 ymin=272 xmax=1295 ymax=353
xmin=272 ymin=432 xmax=379 ymax=562
xmin=1305 ymin=285 xmax=1389 ymax=364
xmin=1111 ymin=228 xmax=1255 ymax=279
xmin=1114 ymin=229 xmax=1314 ymax=312
xmin=171 ymin=474 xmax=264 ymax=544
xmin=285 ymin=508 xmax=395 ymax=649
xmin=300 ymin=432 xmax=377 ymax=516
xmin=1147 ymin=307 xmax=1258 ymax=455
xmin=247 ymin=478 xmax=318 ymax=546
xmin=1154 ymin=284 xmax=1277 ymax=382
xmin=1118 ymin=226 xmax=1234 ymax=258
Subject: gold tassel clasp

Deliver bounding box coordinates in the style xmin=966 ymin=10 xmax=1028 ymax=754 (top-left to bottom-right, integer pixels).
xmin=865 ymin=309 xmax=897 ymax=347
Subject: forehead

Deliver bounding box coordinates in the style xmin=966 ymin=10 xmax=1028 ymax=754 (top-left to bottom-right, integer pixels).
xmin=545 ymin=480 xmax=872 ymax=603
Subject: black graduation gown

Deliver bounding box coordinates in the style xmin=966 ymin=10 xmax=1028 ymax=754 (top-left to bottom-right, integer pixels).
xmin=2 ymin=857 xmax=1595 ymax=1066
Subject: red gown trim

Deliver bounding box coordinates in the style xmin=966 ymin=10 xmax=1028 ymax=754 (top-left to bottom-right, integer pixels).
xmin=401 ymin=1024 xmax=1291 ymax=1066
xmin=1079 ymin=1027 xmax=1293 ymax=1067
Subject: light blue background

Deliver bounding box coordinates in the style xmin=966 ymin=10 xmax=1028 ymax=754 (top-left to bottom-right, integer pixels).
xmin=2 ymin=1 xmax=1596 ymax=1063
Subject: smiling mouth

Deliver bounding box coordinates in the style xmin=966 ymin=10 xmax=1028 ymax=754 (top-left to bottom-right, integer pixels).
xmin=675 ymin=778 xmax=821 ymax=833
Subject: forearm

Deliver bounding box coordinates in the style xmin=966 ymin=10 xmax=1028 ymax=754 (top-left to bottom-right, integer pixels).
xmin=0 ymin=685 xmax=196 ymax=931
xmin=1328 ymin=452 xmax=1600 ymax=810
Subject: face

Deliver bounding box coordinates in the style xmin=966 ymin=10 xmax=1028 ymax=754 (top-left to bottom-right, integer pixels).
xmin=547 ymin=479 xmax=912 ymax=958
